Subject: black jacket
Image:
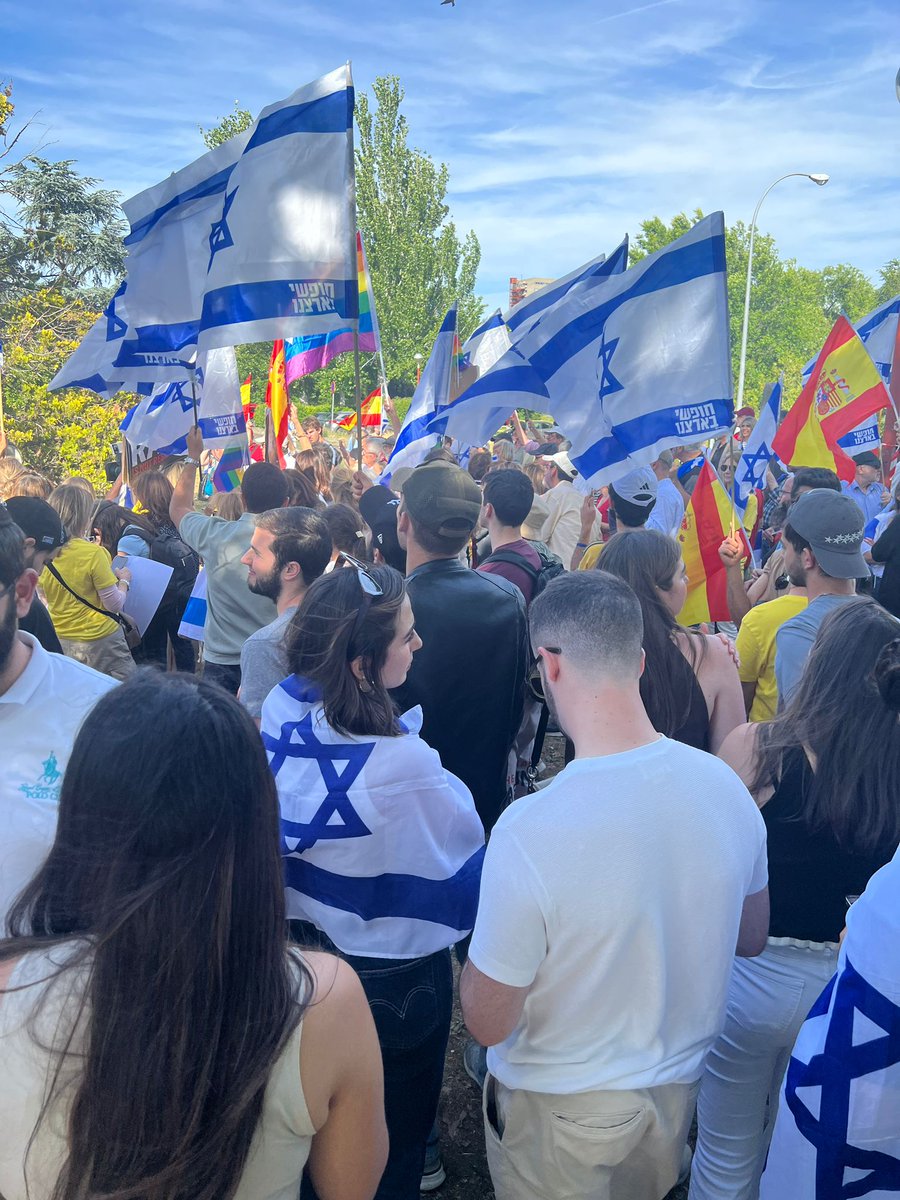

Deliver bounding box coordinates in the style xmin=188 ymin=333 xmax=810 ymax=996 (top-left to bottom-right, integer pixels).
xmin=872 ymin=515 xmax=900 ymax=618
xmin=391 ymin=557 xmax=529 ymax=832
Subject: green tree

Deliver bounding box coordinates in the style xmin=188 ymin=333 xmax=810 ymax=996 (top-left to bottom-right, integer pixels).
xmin=3 ymin=289 xmax=124 ymax=485
xmin=820 ymin=263 xmax=877 ymax=323
xmin=1 ymin=156 xmax=126 ymax=305
xmin=199 ymin=102 xmax=252 ymax=151
xmin=877 ymin=259 xmax=900 ymax=305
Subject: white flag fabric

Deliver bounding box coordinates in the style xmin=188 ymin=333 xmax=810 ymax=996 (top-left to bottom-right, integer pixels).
xmin=261 ymin=677 xmax=485 ymax=958
xmin=178 ymin=569 xmax=207 ymax=642
xmin=838 ymin=415 xmax=881 ymax=457
xmin=509 ymin=212 xmax=733 ymax=488
xmin=759 ymin=843 xmax=900 ymax=1200
xmin=120 ymin=348 xmax=245 ymax=456
xmin=199 ymin=65 xmax=356 ymax=351
xmin=53 ymin=66 xmax=355 ymax=392
xmin=425 ymin=309 xmax=511 ymax=447
xmin=503 ymin=238 xmax=629 ymax=337
xmin=382 ymin=304 xmax=457 ymax=485
xmin=733 ymin=377 xmax=781 ymax=517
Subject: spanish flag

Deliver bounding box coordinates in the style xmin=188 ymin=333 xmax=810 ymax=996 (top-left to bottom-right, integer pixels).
xmin=339 ymin=386 xmax=383 ymax=431
xmin=678 ymin=459 xmax=751 ymax=626
xmin=240 ymin=373 xmax=253 ymax=425
xmin=772 ymin=316 xmax=891 ymax=483
xmin=265 ymin=341 xmax=289 ymax=467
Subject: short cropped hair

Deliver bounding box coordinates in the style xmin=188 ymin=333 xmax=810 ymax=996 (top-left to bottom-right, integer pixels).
xmin=240 ymin=462 xmax=289 ymax=514
xmin=529 ymin=570 xmax=644 ymax=680
xmin=254 ymin=506 xmax=332 ymax=585
xmin=482 ymin=469 xmax=534 ymax=527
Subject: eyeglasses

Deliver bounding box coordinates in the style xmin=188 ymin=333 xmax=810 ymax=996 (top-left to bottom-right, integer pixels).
xmin=340 ymin=552 xmax=384 ymax=658
xmin=528 ymin=647 xmax=561 ymax=703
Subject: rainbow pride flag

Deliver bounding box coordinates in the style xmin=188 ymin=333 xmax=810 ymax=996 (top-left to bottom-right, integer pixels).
xmin=213 ymin=443 xmax=249 ymax=493
xmin=284 ymin=230 xmax=380 ymax=382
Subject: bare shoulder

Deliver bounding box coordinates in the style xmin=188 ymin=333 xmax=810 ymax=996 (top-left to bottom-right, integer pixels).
xmin=300 ymin=951 xmax=367 ymax=1018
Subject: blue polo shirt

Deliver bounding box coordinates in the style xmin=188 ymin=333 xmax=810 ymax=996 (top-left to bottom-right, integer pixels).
xmin=842 ymin=479 xmax=886 ymax=523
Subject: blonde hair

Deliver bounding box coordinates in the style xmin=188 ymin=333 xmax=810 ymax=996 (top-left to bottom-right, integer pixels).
xmin=206 ymin=492 xmax=244 ymax=521
xmin=0 ymin=458 xmax=24 ymax=500
xmin=9 ymin=472 xmax=53 ymax=499
xmin=49 ymin=483 xmax=95 ymax=540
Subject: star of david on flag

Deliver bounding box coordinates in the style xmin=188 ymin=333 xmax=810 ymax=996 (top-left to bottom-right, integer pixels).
xmin=733 ymin=376 xmax=781 ymax=518
xmin=262 ymin=712 xmax=374 ymax=853
xmin=208 ymin=186 xmax=238 ymax=269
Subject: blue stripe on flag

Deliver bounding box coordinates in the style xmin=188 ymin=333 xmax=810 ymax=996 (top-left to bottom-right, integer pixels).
xmin=283 ymin=845 xmax=485 ymax=930
xmin=247 ymin=88 xmax=354 ymax=152
xmin=200 ymin=276 xmax=358 ymax=332
xmin=530 ymin=233 xmax=726 ymax=379
xmin=124 ymin=165 xmax=236 ymax=247
xmin=507 ymin=239 xmax=628 ymax=334
xmin=571 ymin=398 xmax=733 ymax=477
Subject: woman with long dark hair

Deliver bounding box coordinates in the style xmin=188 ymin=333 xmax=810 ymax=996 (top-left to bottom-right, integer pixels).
xmin=0 ymin=672 xmax=387 ymax=1200
xmin=690 ymin=598 xmax=900 ymax=1199
xmin=599 ymin=529 xmax=744 ymax=751
xmin=129 ymin=470 xmax=200 ymax=671
xmin=261 ymin=560 xmax=484 ymax=1200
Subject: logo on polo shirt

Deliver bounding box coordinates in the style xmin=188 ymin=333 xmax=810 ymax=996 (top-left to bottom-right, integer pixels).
xmin=19 ymin=752 xmax=62 ymax=801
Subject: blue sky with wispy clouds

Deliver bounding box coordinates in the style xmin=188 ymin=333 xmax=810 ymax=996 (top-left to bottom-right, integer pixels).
xmin=3 ymin=0 xmax=899 ymax=312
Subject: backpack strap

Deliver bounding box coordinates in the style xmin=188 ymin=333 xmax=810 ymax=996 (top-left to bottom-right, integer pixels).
xmin=482 ymin=549 xmax=540 ymax=582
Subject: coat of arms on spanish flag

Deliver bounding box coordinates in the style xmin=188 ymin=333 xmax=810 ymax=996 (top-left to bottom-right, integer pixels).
xmin=678 ymin=459 xmax=751 ymax=626
xmin=772 ymin=316 xmax=891 ymax=482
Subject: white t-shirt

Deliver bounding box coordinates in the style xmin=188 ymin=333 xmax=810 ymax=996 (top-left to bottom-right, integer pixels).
xmin=0 ymin=634 xmax=115 ymax=931
xmin=468 ymin=736 xmax=768 ymax=1094
xmin=646 ymin=477 xmax=685 ymax=538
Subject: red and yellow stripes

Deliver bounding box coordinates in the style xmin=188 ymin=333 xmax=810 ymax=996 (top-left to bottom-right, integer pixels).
xmin=678 ymin=460 xmax=750 ymax=626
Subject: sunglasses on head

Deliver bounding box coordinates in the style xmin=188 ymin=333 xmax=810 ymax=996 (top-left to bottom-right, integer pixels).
xmin=339 ymin=552 xmax=385 ymax=659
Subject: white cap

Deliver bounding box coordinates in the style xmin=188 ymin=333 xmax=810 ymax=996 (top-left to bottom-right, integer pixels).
xmin=610 ymin=466 xmax=658 ymax=508
xmin=546 ymin=450 xmax=576 ymax=479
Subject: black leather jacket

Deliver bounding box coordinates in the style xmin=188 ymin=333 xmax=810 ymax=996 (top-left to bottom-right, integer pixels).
xmin=391 ymin=557 xmax=529 ymax=832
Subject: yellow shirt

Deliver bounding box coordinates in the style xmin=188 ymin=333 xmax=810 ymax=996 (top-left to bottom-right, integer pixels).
xmin=578 ymin=542 xmax=605 ymax=571
xmin=39 ymin=539 xmax=118 ymax=642
xmin=736 ymin=594 xmax=808 ymax=722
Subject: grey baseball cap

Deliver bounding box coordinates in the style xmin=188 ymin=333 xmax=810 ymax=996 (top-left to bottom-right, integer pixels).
xmin=787 ymin=488 xmax=868 ymax=579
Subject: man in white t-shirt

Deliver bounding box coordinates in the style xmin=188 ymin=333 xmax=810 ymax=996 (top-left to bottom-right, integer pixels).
xmin=0 ymin=505 xmax=114 ymax=931
xmin=460 ymin=570 xmax=769 ymax=1200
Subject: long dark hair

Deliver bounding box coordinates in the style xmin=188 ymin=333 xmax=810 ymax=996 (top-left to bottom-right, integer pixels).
xmin=90 ymin=499 xmax=155 ymax=555
xmin=286 ymin=563 xmax=406 ymax=738
xmin=599 ymin=529 xmax=705 ymax=736
xmin=1 ymin=672 xmax=310 ymax=1200
xmin=753 ymin=598 xmax=900 ymax=852
xmin=130 ymin=470 xmax=175 ymax=531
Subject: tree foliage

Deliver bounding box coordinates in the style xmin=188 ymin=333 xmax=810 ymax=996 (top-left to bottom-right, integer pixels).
xmin=630 ymin=211 xmax=890 ymax=412
xmin=2 ymin=289 xmax=124 ymax=485
xmin=199 ymin=102 xmax=252 ymax=151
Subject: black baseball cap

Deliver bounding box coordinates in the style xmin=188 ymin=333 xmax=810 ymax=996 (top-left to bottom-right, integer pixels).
xmin=4 ymin=496 xmax=67 ymax=551
xmin=358 ymin=485 xmax=406 ymax=572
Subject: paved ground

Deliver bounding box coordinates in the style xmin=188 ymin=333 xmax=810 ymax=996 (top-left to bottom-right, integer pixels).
xmin=432 ymin=734 xmax=691 ymax=1199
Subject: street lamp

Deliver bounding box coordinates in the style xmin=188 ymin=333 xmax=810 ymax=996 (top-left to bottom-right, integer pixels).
xmin=735 ymin=172 xmax=829 ymax=413
xmin=413 ymin=352 xmax=424 ymax=384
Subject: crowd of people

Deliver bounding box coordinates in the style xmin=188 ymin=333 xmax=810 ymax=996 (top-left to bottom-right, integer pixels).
xmin=2 ymin=407 xmax=899 ymax=1200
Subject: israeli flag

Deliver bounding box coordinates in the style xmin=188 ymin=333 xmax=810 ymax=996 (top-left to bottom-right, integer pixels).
xmin=509 ymin=212 xmax=732 ymax=487
xmin=382 ymin=304 xmax=457 ymax=485
xmin=261 ymin=678 xmax=485 ymax=958
xmin=734 ymin=378 xmax=781 ymax=517
xmin=199 ymin=65 xmax=356 ymax=351
xmin=505 ymin=238 xmax=629 ymax=337
xmin=120 ymin=348 xmax=245 ymax=456
xmin=178 ymin=569 xmax=207 ymax=642
xmin=425 ymin=309 xmax=511 ymax=446
xmin=803 ymin=293 xmax=900 ymax=387
xmin=838 ymin=415 xmax=881 ymax=457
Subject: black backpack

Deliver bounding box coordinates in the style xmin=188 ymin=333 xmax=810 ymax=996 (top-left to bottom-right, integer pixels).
xmin=481 ymin=540 xmax=565 ymax=599
xmin=123 ymin=524 xmax=200 ymax=605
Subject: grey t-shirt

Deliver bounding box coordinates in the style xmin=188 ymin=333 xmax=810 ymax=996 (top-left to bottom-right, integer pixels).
xmin=239 ymin=605 xmax=298 ymax=719
xmin=774 ymin=593 xmax=856 ymax=706
xmin=179 ymin=512 xmax=275 ymax=666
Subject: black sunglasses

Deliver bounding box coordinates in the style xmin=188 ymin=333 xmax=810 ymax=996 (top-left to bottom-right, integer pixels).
xmin=340 ymin=552 xmax=385 ymax=659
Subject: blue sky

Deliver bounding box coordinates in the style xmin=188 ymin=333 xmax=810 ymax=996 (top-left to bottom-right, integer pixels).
xmin=3 ymin=0 xmax=899 ymax=313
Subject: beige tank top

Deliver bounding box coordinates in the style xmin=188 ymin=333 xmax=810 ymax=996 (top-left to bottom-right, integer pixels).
xmin=0 ymin=945 xmax=317 ymax=1200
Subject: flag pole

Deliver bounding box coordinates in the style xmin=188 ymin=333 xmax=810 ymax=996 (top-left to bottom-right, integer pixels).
xmin=347 ymin=62 xmax=363 ymax=472
xmin=353 ymin=331 xmax=363 ymax=471
xmin=190 ymin=366 xmax=202 ymax=499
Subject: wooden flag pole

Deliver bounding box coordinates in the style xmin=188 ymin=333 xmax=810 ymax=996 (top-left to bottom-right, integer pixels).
xmin=353 ymin=329 xmax=363 ymax=472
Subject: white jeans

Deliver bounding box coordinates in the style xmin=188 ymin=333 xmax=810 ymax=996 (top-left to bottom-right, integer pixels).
xmin=689 ymin=941 xmax=839 ymax=1200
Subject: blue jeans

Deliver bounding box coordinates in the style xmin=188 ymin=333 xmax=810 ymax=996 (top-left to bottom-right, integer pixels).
xmin=349 ymin=949 xmax=453 ymax=1200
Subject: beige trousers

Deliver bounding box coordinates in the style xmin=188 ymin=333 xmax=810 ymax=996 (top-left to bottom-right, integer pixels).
xmin=483 ymin=1071 xmax=698 ymax=1200
xmin=60 ymin=626 xmax=136 ymax=682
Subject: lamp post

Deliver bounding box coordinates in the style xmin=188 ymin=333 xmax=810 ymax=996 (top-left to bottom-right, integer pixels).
xmin=414 ymin=352 xmax=424 ymax=385
xmin=735 ymin=172 xmax=829 ymax=413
